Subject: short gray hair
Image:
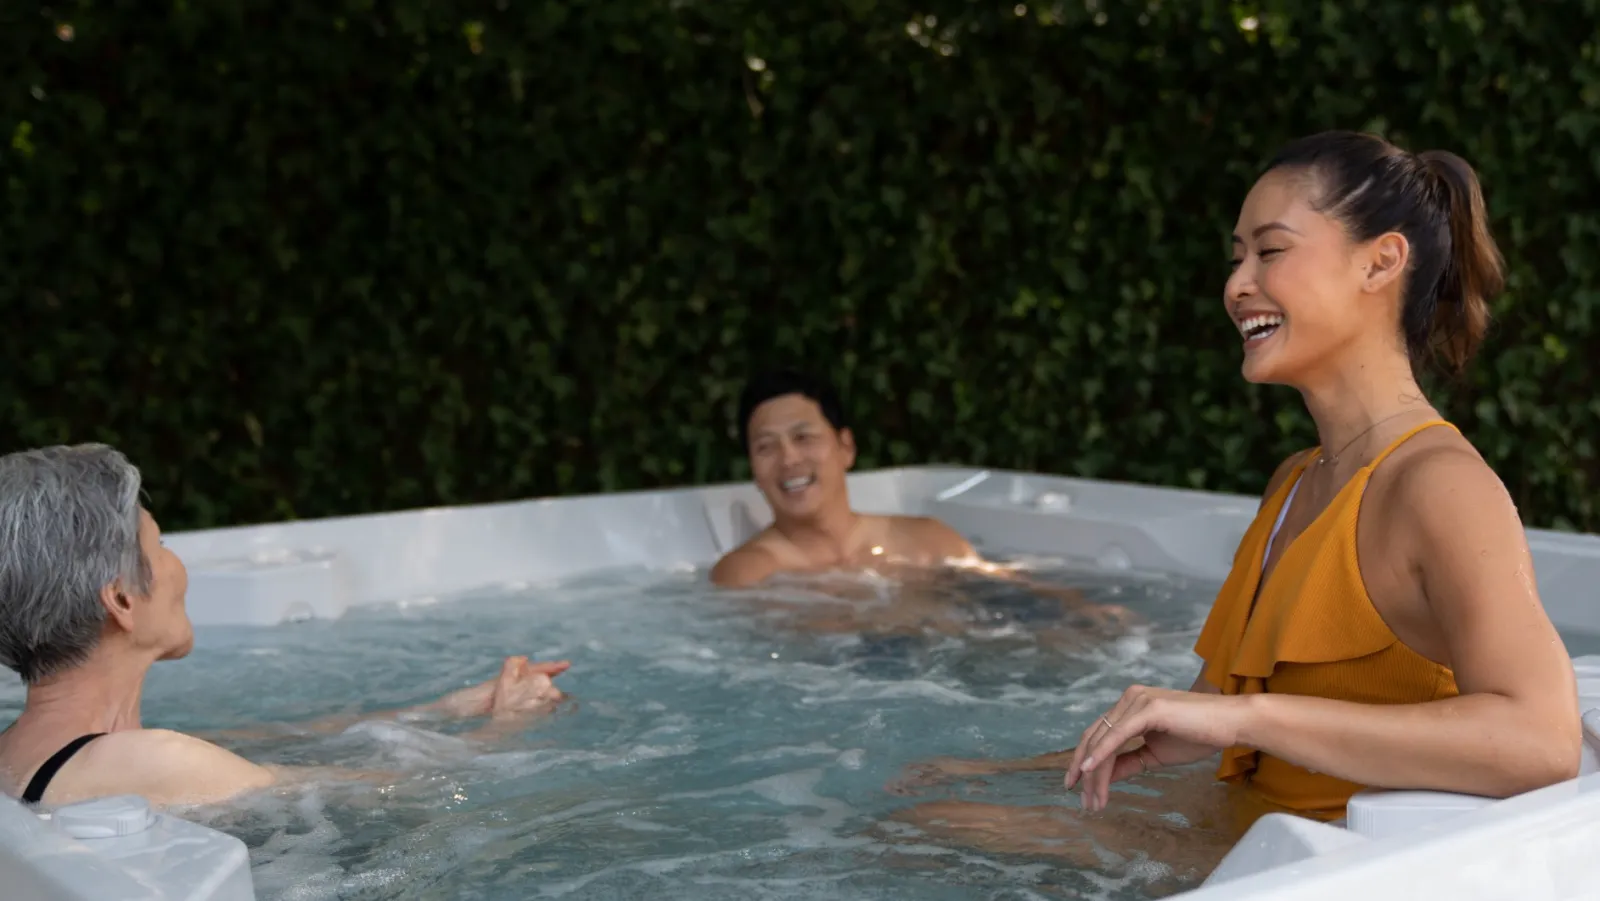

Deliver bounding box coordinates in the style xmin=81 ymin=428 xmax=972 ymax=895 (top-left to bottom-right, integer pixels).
xmin=0 ymin=444 xmax=152 ymax=683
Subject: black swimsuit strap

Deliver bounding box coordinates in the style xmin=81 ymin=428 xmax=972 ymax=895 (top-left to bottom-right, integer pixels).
xmin=21 ymin=733 xmax=106 ymax=805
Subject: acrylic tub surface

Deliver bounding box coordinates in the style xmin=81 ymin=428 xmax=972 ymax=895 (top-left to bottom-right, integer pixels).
xmin=0 ymin=792 xmax=252 ymax=901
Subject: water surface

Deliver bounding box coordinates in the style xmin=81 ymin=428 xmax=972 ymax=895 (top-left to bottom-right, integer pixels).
xmin=4 ymin=559 xmax=1222 ymax=899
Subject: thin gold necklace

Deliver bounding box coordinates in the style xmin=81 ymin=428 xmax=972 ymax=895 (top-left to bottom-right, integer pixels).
xmin=1317 ymin=407 xmax=1429 ymax=468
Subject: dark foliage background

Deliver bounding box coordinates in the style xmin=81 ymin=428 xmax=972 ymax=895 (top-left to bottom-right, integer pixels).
xmin=2 ymin=0 xmax=1595 ymax=530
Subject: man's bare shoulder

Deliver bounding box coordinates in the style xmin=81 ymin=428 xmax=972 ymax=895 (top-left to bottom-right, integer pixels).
xmin=709 ymin=529 xmax=791 ymax=588
xmin=885 ymin=515 xmax=978 ymax=563
xmin=50 ymin=728 xmax=275 ymax=807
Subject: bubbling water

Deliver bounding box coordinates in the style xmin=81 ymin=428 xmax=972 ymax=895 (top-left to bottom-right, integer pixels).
xmin=4 ymin=558 xmax=1223 ymax=899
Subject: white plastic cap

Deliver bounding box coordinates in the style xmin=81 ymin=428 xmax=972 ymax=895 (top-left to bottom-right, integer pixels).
xmin=1345 ymin=789 xmax=1494 ymax=841
xmin=53 ymin=795 xmax=156 ymax=840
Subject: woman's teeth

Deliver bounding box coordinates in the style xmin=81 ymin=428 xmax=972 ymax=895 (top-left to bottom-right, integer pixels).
xmin=1240 ymin=314 xmax=1284 ymax=341
xmin=782 ymin=476 xmax=815 ymax=492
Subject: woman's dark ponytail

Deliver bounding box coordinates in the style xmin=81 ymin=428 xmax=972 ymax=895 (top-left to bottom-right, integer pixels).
xmin=1416 ymin=150 xmax=1504 ymax=375
xmin=1264 ymin=133 xmax=1506 ymax=376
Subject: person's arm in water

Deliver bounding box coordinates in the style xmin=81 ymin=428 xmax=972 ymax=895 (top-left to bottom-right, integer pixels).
xmin=57 ymin=656 xmax=570 ymax=808
xmin=910 ymin=517 xmax=1141 ymax=628
xmin=1068 ymin=447 xmax=1583 ymax=811
xmin=203 ymin=657 xmax=572 ymax=742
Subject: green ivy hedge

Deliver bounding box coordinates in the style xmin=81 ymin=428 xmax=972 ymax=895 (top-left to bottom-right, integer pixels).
xmin=2 ymin=0 xmax=1596 ymax=531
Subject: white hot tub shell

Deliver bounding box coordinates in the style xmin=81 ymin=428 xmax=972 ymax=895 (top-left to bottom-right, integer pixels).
xmin=4 ymin=465 xmax=1599 ymax=900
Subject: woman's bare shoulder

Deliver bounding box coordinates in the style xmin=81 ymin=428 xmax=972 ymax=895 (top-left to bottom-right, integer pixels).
xmin=44 ymin=728 xmax=275 ymax=807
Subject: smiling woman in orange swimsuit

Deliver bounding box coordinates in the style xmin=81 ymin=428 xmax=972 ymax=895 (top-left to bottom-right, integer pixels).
xmin=1065 ymin=130 xmax=1581 ymax=830
xmin=888 ymin=133 xmax=1582 ymax=867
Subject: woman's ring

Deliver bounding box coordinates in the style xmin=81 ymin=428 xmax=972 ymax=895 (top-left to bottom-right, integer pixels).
xmin=1100 ymin=715 xmax=1114 ymax=730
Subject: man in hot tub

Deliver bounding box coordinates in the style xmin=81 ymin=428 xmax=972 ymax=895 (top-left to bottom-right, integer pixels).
xmin=709 ymin=369 xmax=1134 ymax=634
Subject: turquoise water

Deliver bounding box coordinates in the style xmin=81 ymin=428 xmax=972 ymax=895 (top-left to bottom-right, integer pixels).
xmin=2 ymin=560 xmax=1223 ymax=899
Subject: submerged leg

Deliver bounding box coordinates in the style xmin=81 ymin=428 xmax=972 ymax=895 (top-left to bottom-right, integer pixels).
xmin=888 ymin=739 xmax=1191 ymax=795
xmin=886 ymin=748 xmax=1079 ymax=795
xmin=881 ymin=771 xmax=1236 ymax=891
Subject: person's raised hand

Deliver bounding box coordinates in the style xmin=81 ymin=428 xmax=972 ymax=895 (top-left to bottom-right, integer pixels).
xmin=431 ymin=657 xmax=571 ymax=719
xmin=486 ymin=656 xmax=570 ymax=718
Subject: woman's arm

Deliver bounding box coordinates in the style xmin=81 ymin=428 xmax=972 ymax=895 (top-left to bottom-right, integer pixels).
xmin=203 ymin=656 xmax=570 ymax=743
xmin=1237 ymin=448 xmax=1580 ymax=795
xmin=1071 ymin=449 xmax=1582 ymax=807
xmin=57 ymin=657 xmax=572 ymax=807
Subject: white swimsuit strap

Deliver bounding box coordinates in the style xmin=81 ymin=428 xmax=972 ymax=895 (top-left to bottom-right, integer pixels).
xmin=1260 ymin=476 xmax=1302 ymax=574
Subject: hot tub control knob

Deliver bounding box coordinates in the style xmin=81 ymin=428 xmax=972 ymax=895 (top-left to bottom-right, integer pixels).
xmin=53 ymin=795 xmax=156 ymax=840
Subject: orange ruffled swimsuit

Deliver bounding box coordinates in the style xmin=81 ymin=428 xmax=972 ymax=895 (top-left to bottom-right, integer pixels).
xmin=1194 ymin=420 xmax=1460 ymax=829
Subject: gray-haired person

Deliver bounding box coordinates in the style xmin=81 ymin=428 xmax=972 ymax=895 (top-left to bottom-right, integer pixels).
xmin=0 ymin=444 xmax=571 ymax=807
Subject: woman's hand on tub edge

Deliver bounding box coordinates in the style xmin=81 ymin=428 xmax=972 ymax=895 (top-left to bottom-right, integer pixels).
xmin=428 ymin=657 xmax=572 ymax=720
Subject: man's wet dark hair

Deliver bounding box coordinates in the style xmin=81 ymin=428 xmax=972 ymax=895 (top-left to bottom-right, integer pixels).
xmin=736 ymin=370 xmax=849 ymax=449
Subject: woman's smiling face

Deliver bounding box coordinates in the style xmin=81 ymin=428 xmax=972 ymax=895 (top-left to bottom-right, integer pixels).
xmin=1225 ymin=168 xmax=1380 ymax=387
